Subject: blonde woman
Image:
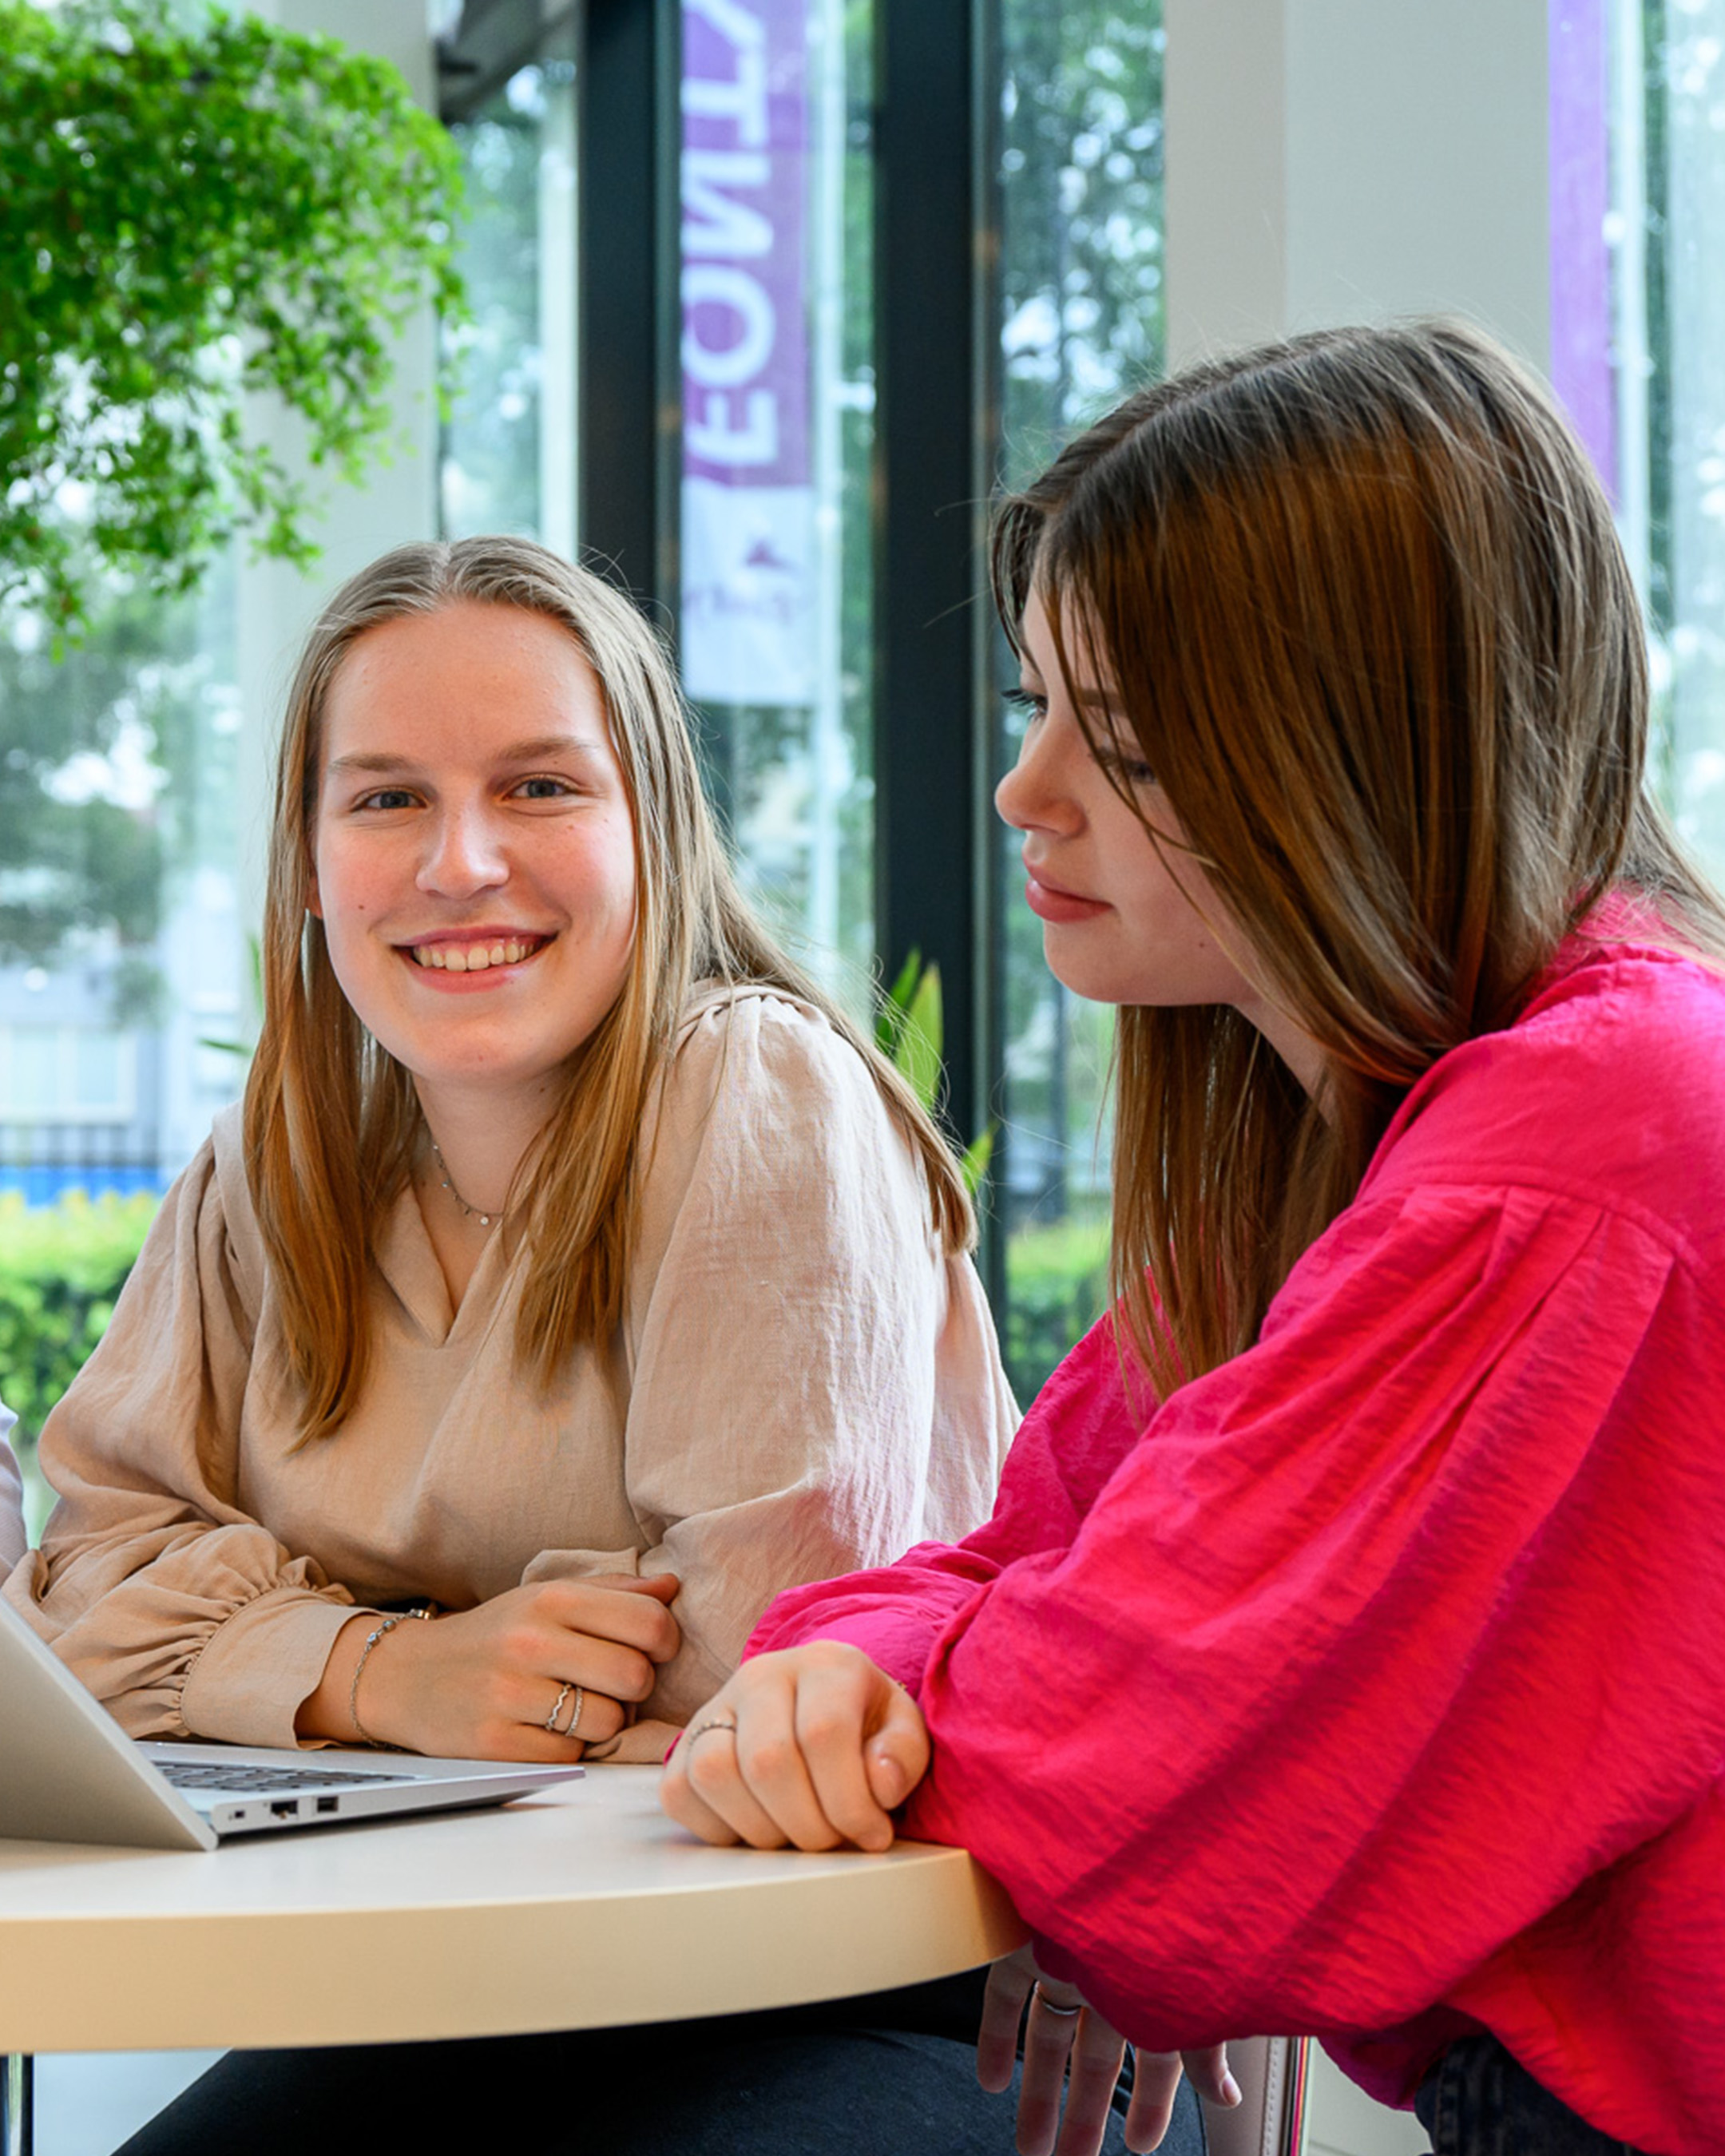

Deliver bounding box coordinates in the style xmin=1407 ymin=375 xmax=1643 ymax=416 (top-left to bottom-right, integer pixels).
xmin=6 ymin=536 xmax=1013 ymax=1769
xmin=667 ymin=323 xmax=1725 ymax=2156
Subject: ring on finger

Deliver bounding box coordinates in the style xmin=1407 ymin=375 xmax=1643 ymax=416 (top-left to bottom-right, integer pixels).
xmin=1032 ymin=1983 xmax=1083 ymax=2020
xmin=545 ymin=1681 xmax=585 ymax=1738
xmin=687 ymin=1714 xmax=740 ymax=1746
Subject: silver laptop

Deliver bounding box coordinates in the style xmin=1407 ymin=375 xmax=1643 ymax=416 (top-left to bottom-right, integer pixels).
xmin=0 ymin=1595 xmax=583 ymax=1851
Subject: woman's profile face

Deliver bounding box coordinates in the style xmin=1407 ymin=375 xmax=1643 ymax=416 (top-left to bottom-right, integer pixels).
xmin=308 ymin=599 xmax=638 ymax=1121
xmin=997 ymin=589 xmax=1322 ymax=1088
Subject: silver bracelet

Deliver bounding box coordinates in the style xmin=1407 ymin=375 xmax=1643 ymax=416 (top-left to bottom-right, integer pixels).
xmin=348 ymin=1607 xmax=434 ymax=1748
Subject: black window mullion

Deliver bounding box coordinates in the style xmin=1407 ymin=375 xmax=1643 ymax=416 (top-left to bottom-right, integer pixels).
xmin=578 ymin=0 xmax=681 ymax=611
xmin=873 ymin=0 xmax=996 ymax=1236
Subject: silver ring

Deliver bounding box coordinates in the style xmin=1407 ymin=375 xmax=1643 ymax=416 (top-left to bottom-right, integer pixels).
xmin=1032 ymin=1984 xmax=1083 ymax=2020
xmin=687 ymin=1714 xmax=739 ymax=1746
xmin=545 ymin=1681 xmax=584 ymax=1737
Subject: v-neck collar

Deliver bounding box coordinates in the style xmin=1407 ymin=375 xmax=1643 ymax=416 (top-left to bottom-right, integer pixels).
xmin=371 ymin=1182 xmax=514 ymax=1346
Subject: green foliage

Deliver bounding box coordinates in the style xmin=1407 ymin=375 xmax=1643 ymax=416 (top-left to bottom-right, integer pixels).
xmin=997 ymin=2 xmax=1165 ymax=482
xmin=876 ymin=951 xmax=996 ymax=1195
xmin=1003 ymin=1209 xmax=1110 ymax=1407
xmin=0 ymin=1190 xmax=157 ymax=1462
xmin=0 ymin=0 xmax=465 ymax=637
xmin=876 ymin=949 xmax=945 ymax=1112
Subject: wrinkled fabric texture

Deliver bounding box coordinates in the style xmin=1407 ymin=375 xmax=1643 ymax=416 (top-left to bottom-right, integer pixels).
xmin=5 ymin=989 xmax=1015 ymax=1748
xmin=749 ymin=924 xmax=1725 ymax=2156
xmin=0 ymin=1402 xmax=23 ymax=1579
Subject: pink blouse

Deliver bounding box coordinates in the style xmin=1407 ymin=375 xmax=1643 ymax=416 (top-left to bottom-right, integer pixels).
xmin=750 ymin=925 xmax=1725 ymax=2154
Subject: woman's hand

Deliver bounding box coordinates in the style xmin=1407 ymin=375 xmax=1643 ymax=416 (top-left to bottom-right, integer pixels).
xmin=978 ymin=1946 xmax=1239 ymax=2156
xmin=297 ymin=1573 xmax=680 ymax=1758
xmin=660 ymin=1642 xmax=929 ymax=1852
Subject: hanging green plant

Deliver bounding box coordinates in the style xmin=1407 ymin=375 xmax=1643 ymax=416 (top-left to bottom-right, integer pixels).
xmin=0 ymin=0 xmax=466 ymax=638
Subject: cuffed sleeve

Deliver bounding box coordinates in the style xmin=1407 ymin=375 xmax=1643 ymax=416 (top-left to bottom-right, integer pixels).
xmin=2 ymin=1126 xmax=363 ymax=1744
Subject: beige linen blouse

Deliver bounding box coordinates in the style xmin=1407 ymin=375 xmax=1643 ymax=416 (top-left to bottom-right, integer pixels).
xmin=4 ymin=990 xmax=1017 ymax=1751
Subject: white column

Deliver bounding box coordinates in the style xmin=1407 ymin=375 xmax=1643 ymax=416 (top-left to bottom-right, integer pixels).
xmin=1164 ymin=0 xmax=1552 ymax=374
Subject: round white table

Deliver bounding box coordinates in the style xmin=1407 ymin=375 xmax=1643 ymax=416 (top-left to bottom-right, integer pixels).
xmin=0 ymin=1766 xmax=1024 ymax=2155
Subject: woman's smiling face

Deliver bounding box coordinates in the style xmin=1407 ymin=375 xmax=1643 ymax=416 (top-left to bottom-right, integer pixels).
xmin=309 ymin=600 xmax=638 ymax=1122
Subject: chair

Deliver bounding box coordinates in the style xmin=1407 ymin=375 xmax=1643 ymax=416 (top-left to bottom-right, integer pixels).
xmin=1204 ymin=2035 xmax=1310 ymax=2156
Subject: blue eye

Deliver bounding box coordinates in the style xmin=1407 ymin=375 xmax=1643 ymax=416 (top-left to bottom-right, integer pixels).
xmin=357 ymin=787 xmax=416 ymax=811
xmin=512 ymin=775 xmax=576 ymax=801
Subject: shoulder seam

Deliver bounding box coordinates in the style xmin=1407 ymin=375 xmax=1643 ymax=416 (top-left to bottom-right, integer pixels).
xmin=1347 ymin=1171 xmax=1708 ymax=1279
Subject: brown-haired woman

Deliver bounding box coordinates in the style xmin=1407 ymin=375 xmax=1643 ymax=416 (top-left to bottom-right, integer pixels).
xmin=5 ymin=535 xmax=1013 ymax=1769
xmin=665 ymin=322 xmax=1725 ymax=2156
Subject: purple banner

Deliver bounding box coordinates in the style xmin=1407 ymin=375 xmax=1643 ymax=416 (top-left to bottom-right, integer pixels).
xmin=682 ymin=0 xmax=811 ymax=488
xmin=1549 ymin=0 xmax=1616 ymax=501
xmin=680 ymin=0 xmax=816 ymax=706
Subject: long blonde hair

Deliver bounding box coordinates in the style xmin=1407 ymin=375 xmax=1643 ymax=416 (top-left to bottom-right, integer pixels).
xmin=993 ymin=319 xmax=1725 ymax=1401
xmin=247 ymin=536 xmax=971 ymax=1439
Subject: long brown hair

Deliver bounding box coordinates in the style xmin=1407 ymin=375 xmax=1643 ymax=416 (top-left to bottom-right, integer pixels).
xmin=247 ymin=536 xmax=971 ymax=1440
xmin=993 ymin=319 xmax=1725 ymax=1401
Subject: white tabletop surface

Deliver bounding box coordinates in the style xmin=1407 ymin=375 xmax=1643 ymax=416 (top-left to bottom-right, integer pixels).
xmin=0 ymin=1766 xmax=1025 ymax=2055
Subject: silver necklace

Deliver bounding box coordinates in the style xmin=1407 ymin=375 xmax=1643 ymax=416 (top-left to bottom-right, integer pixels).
xmin=426 ymin=1137 xmax=502 ymax=1229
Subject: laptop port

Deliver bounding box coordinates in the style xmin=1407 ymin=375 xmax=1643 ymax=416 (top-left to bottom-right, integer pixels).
xmin=316 ymin=1797 xmax=339 ymax=1814
xmin=270 ymin=1800 xmax=299 ymax=1819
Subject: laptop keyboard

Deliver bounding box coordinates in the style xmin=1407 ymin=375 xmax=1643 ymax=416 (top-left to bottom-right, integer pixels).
xmin=159 ymin=1762 xmax=406 ymax=1793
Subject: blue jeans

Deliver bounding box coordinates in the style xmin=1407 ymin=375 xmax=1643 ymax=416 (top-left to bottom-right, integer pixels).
xmin=117 ymin=1972 xmax=1207 ymax=2156
xmin=1414 ymin=2036 xmax=1648 ymax=2156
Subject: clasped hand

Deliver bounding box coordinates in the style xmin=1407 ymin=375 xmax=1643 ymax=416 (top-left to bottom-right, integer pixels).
xmin=660 ymin=1639 xmax=926 ymax=1852
xmin=659 ymin=1643 xmax=1235 ymax=2155
xmin=302 ymin=1573 xmax=680 ymax=1758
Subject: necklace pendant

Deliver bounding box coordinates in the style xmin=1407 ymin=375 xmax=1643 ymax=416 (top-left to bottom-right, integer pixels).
xmin=426 ymin=1133 xmax=502 ymax=1231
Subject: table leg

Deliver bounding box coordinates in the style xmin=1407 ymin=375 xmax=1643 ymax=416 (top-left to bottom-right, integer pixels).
xmin=1 ymin=2053 xmax=32 ymax=2156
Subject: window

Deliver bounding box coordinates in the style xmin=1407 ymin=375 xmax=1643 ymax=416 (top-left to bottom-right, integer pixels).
xmin=1597 ymin=0 xmax=1725 ymax=882
xmin=989 ymin=1 xmax=1165 ymax=1402
xmin=677 ymin=0 xmax=877 ymax=1007
xmin=0 ymin=564 xmax=245 ymax=1200
xmin=442 ymin=26 xmax=579 ymax=551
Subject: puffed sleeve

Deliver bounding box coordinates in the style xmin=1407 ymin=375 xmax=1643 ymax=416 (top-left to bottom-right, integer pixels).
xmin=2 ymin=1120 xmax=363 ymax=1744
xmin=0 ymin=1401 xmax=25 ymax=1579
xmin=758 ymin=1181 xmax=1725 ymax=2071
xmin=524 ymin=991 xmax=1016 ymax=1739
xmin=746 ymin=1304 xmax=1141 ymax=1686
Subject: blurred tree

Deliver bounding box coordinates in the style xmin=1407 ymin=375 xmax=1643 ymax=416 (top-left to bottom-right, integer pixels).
xmin=0 ymin=0 xmax=464 ymax=639
xmin=0 ymin=580 xmax=206 ymax=967
xmin=997 ymin=2 xmax=1165 ymax=485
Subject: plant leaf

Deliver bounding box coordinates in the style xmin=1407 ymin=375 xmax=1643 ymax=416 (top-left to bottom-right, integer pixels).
xmin=875 ymin=946 xmax=922 ymax=1054
xmin=895 ymin=963 xmax=944 ymax=1112
xmin=958 ymin=1122 xmax=996 ymax=1198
